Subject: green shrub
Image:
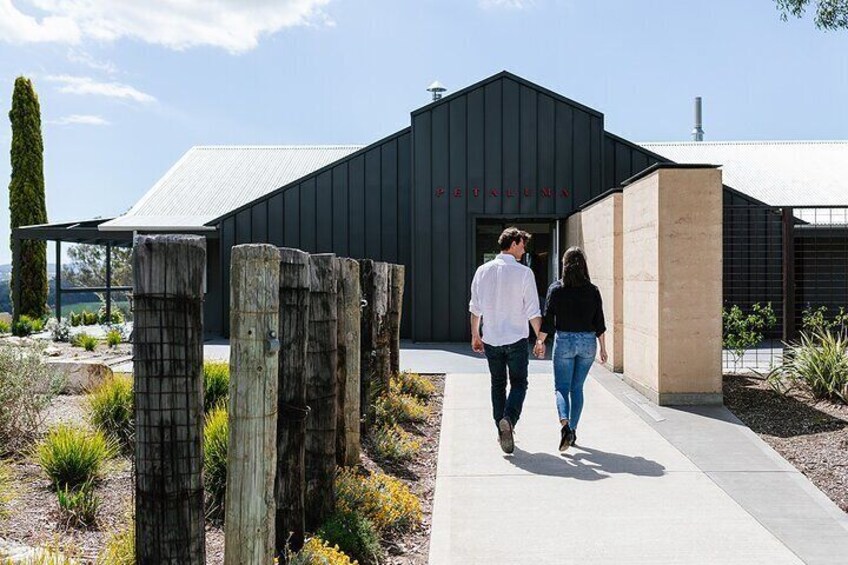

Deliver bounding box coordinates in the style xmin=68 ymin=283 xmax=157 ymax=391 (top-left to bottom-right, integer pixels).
xmin=88 ymin=374 xmax=134 ymax=451
xmin=317 ymin=511 xmax=382 ymax=565
xmin=0 ymin=344 xmax=65 ymax=454
xmin=106 ymin=329 xmax=122 ymax=347
xmin=82 ymin=310 xmax=98 ymax=326
xmin=100 ymin=516 xmax=134 ymax=564
xmin=371 ymin=423 xmax=420 ymax=463
xmin=802 ymin=306 xmax=848 ymax=336
xmin=97 ymin=306 xmax=124 ymax=325
xmin=203 ymin=361 xmax=230 ymax=413
xmin=47 ymin=319 xmax=70 ymax=342
xmin=723 ymin=302 xmax=777 ymax=371
xmin=375 ymin=383 xmax=429 ymax=425
xmin=768 ymin=329 xmax=848 ymax=403
xmin=396 ymin=372 xmax=436 ymax=399
xmin=11 ymin=315 xmax=35 ymax=337
xmin=71 ymin=332 xmax=98 ymax=351
xmin=36 ymin=424 xmax=115 ymax=489
xmin=56 ymin=479 xmax=99 ymax=527
xmin=203 ymin=406 xmax=228 ymax=513
xmin=69 ymin=311 xmax=82 ymax=327
xmin=335 ymin=468 xmax=422 ymax=532
xmin=0 ymin=319 xmax=10 ymax=334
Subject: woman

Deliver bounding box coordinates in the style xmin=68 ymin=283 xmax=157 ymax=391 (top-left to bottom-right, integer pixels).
xmin=534 ymin=247 xmax=608 ymax=451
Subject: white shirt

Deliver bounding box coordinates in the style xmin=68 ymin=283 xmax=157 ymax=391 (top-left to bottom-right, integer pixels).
xmin=469 ymin=253 xmax=541 ymax=346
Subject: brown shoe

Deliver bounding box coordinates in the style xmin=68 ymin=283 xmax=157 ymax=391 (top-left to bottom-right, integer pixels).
xmin=498 ymin=418 xmax=514 ymax=454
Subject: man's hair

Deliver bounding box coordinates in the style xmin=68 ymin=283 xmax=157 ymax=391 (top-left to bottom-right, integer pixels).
xmin=498 ymin=227 xmax=531 ymax=251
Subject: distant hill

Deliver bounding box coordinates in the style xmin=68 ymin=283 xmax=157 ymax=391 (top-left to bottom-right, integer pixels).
xmin=0 ymin=263 xmax=57 ymax=281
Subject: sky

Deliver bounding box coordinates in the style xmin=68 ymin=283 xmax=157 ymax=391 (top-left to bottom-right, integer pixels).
xmin=0 ymin=0 xmax=847 ymax=265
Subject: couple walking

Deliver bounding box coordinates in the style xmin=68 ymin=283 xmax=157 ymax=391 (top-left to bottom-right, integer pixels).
xmin=469 ymin=227 xmax=608 ymax=454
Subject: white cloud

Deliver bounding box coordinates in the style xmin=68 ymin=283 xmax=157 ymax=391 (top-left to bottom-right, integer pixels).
xmin=0 ymin=0 xmax=80 ymax=43
xmin=50 ymin=114 xmax=110 ymax=125
xmin=45 ymin=75 xmax=156 ymax=103
xmin=66 ymin=48 xmax=117 ymax=74
xmin=479 ymin=0 xmax=533 ymax=9
xmin=0 ymin=0 xmax=332 ymax=53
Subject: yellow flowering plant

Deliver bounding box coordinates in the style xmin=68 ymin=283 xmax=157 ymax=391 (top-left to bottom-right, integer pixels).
xmin=335 ymin=468 xmax=422 ymax=532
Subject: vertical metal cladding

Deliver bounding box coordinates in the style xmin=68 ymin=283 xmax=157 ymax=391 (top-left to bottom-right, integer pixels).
xmin=411 ymin=73 xmax=606 ymax=342
xmin=217 ymin=128 xmax=413 ymax=338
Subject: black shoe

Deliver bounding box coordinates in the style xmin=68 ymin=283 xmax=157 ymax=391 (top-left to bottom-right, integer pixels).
xmin=559 ymin=423 xmax=573 ymax=451
xmin=498 ymin=417 xmax=515 ymax=454
xmin=571 ymin=431 xmax=577 ymax=447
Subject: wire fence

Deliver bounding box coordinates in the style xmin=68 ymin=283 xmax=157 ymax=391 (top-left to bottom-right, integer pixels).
xmin=723 ymin=205 xmax=848 ymax=374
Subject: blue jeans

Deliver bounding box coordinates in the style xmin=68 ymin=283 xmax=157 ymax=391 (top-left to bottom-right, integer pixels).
xmin=552 ymin=331 xmax=596 ymax=430
xmin=484 ymin=339 xmax=529 ymax=428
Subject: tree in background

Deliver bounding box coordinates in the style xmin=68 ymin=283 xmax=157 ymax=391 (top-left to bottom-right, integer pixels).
xmin=776 ymin=0 xmax=848 ymax=30
xmin=63 ymin=244 xmax=132 ymax=301
xmin=8 ymin=76 xmax=48 ymax=320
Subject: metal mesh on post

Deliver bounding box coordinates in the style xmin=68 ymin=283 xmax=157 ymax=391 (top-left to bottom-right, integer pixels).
xmin=133 ymin=235 xmax=206 ymax=564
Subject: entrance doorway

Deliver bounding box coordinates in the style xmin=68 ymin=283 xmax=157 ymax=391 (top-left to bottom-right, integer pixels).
xmin=475 ymin=219 xmax=560 ymax=306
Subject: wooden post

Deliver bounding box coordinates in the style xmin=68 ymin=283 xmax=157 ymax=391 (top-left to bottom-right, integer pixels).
xmin=782 ymin=207 xmax=796 ymax=342
xmin=358 ymin=259 xmax=375 ymax=429
xmin=372 ymin=262 xmax=391 ymax=392
xmin=388 ymin=264 xmax=405 ymax=377
xmin=133 ymin=235 xmax=206 ymax=564
xmin=305 ymin=254 xmax=338 ymax=531
xmin=225 ymin=244 xmax=280 ymax=565
xmin=336 ymin=258 xmax=361 ymax=467
xmin=275 ymin=248 xmax=310 ymax=555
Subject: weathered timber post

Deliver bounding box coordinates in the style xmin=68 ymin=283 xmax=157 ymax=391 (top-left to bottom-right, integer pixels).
xmin=336 ymin=258 xmax=361 ymax=467
xmin=133 ymin=234 xmax=206 ymax=564
xmin=275 ymin=248 xmax=311 ymax=556
xmin=372 ymin=261 xmax=391 ymax=391
xmin=305 ymin=253 xmax=339 ymax=531
xmin=225 ymin=244 xmax=280 ymax=565
xmin=388 ymin=264 xmax=405 ymax=377
xmin=358 ymin=259 xmax=375 ymax=430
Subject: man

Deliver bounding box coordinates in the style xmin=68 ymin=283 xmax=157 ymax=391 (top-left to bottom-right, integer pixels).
xmin=469 ymin=227 xmax=543 ymax=454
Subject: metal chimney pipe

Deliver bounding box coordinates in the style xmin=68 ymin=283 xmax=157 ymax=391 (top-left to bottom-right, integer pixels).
xmin=692 ymin=96 xmax=704 ymax=142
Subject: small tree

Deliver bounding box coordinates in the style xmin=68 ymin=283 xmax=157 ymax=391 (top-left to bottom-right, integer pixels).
xmin=9 ymin=76 xmax=48 ymax=320
xmin=62 ymin=244 xmax=132 ymax=305
xmin=723 ymin=302 xmax=778 ymax=373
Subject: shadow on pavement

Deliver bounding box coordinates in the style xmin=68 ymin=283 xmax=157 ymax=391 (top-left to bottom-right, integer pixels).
xmin=504 ymin=445 xmax=665 ymax=481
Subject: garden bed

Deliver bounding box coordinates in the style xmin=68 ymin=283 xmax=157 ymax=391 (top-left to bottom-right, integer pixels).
xmin=0 ymin=373 xmax=445 ymax=563
xmin=723 ymin=374 xmax=848 ymax=512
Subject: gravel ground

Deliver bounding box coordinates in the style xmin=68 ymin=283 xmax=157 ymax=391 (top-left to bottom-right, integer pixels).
xmin=723 ymin=374 xmax=848 ymax=512
xmin=1 ymin=374 xmax=445 ymax=563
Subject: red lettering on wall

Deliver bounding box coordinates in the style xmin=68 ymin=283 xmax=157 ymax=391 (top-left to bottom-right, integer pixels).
xmin=505 ymin=189 xmax=515 ymax=198
xmin=453 ymin=188 xmax=462 ymax=198
xmin=541 ymin=188 xmax=553 ymax=198
xmin=435 ymin=187 xmax=445 ymax=197
xmin=490 ymin=188 xmax=499 ymax=197
xmin=561 ymin=188 xmax=570 ymax=197
xmin=524 ymin=188 xmax=532 ymax=197
xmin=473 ymin=187 xmax=480 ymax=197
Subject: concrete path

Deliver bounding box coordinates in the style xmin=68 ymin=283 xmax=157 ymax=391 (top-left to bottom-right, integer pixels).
xmin=424 ymin=363 xmax=848 ymax=565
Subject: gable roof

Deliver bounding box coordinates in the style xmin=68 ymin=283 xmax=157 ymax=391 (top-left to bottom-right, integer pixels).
xmin=99 ymin=145 xmax=363 ymax=231
xmin=640 ymin=140 xmax=848 ymax=206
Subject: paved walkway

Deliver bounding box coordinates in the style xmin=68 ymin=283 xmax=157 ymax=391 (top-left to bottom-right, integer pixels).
xmin=409 ymin=351 xmax=848 ymax=565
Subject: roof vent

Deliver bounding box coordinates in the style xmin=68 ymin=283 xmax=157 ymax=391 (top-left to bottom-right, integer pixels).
xmin=427 ymin=80 xmax=447 ymax=101
xmin=692 ymin=96 xmax=704 ymax=142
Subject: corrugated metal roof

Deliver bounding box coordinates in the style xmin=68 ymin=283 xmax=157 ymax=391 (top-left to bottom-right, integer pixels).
xmin=639 ymin=140 xmax=848 ymax=206
xmin=100 ymin=145 xmax=363 ymax=230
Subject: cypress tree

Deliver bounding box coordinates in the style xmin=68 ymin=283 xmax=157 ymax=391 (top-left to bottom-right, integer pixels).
xmin=9 ymin=76 xmax=48 ymax=320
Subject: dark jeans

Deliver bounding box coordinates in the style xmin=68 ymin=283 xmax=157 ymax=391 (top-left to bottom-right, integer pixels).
xmin=483 ymin=339 xmax=529 ymax=429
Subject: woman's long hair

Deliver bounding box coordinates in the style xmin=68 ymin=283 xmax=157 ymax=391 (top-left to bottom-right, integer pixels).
xmin=561 ymin=246 xmax=591 ymax=287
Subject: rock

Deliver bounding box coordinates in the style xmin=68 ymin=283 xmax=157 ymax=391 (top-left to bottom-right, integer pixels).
xmin=45 ymin=359 xmax=114 ymax=393
xmin=44 ymin=346 xmax=62 ymax=357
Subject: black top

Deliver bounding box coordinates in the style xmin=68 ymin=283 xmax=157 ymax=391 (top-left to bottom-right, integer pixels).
xmin=541 ymin=281 xmax=606 ymax=337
